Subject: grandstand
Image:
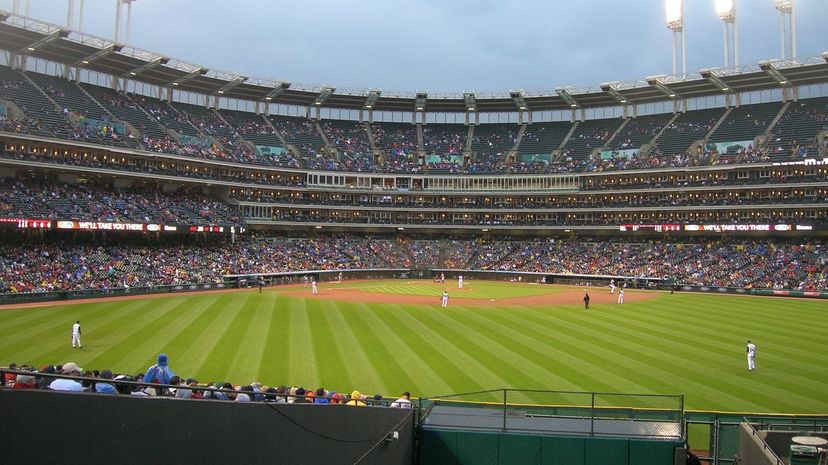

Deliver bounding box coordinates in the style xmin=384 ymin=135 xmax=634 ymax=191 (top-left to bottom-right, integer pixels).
xmin=0 ymin=7 xmax=827 ymax=465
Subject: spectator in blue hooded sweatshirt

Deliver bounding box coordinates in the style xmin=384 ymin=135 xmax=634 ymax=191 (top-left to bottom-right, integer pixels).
xmin=143 ymin=353 xmax=175 ymax=386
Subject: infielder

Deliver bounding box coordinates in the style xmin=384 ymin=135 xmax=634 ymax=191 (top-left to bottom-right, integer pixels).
xmin=441 ymin=291 xmax=449 ymax=308
xmin=610 ymin=279 xmax=616 ymax=294
xmin=311 ymin=279 xmax=318 ymax=295
xmin=617 ymin=288 xmax=624 ymax=304
xmin=746 ymin=340 xmax=756 ymax=371
xmin=71 ymin=320 xmax=82 ymax=348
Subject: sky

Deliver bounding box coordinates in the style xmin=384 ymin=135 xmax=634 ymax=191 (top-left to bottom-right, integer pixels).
xmin=4 ymin=0 xmax=827 ymax=93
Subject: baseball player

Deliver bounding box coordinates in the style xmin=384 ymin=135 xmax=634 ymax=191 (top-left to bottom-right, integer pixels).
xmin=746 ymin=340 xmax=756 ymax=371
xmin=458 ymin=275 xmax=463 ymax=289
xmin=610 ymin=279 xmax=616 ymax=294
xmin=311 ymin=279 xmax=318 ymax=295
xmin=71 ymin=320 xmax=82 ymax=348
xmin=441 ymin=291 xmax=449 ymax=308
xmin=617 ymin=288 xmax=624 ymax=304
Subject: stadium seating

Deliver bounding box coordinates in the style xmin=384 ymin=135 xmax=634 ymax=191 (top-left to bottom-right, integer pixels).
xmin=767 ymin=96 xmax=828 ymax=160
xmin=708 ymin=101 xmax=783 ymax=144
xmin=655 ymin=107 xmax=725 ymax=157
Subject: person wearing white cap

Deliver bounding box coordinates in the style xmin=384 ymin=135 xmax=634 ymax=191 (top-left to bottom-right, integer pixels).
xmin=49 ymin=362 xmax=84 ymax=391
xmin=71 ymin=320 xmax=82 ymax=348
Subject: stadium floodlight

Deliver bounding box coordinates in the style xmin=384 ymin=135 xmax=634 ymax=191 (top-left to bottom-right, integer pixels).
xmin=73 ymin=44 xmax=122 ymax=67
xmin=645 ymin=75 xmax=678 ymax=99
xmin=264 ymin=82 xmax=290 ymax=101
xmin=363 ymin=89 xmax=381 ymax=110
xmin=17 ymin=28 xmax=70 ymax=54
xmin=774 ymin=0 xmax=796 ymax=60
xmin=509 ymin=90 xmax=528 ymax=112
xmin=665 ymin=0 xmax=686 ymax=76
xmin=215 ymin=76 xmax=247 ymax=95
xmin=758 ymin=60 xmax=790 ymax=86
xmin=415 ymin=92 xmax=428 ymax=112
xmin=555 ymin=87 xmax=579 ymax=109
xmin=600 ymin=82 xmax=628 ymax=105
xmin=715 ymin=0 xmax=738 ymax=68
xmin=169 ymin=67 xmax=207 ymax=87
xmin=314 ymin=86 xmax=335 ymax=106
xmin=123 ymin=56 xmax=168 ymax=78
xmin=700 ymin=69 xmax=731 ymax=92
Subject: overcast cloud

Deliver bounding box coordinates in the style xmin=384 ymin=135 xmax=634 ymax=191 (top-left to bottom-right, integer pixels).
xmin=6 ymin=0 xmax=827 ymax=92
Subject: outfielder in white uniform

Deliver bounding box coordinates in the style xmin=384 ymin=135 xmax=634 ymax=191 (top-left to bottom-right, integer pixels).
xmin=746 ymin=340 xmax=756 ymax=371
xmin=617 ymin=289 xmax=624 ymax=304
xmin=311 ymin=280 xmax=318 ymax=295
xmin=458 ymin=276 xmax=463 ymax=289
xmin=441 ymin=291 xmax=449 ymax=308
xmin=71 ymin=320 xmax=82 ymax=348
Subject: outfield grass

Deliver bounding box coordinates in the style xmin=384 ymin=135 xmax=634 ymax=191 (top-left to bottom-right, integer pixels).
xmin=0 ymin=281 xmax=826 ymax=414
xmin=338 ymin=279 xmax=563 ymax=299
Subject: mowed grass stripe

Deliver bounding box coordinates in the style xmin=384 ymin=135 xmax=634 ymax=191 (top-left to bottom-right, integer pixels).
xmin=480 ymin=306 xmax=661 ymax=393
xmin=607 ymin=299 xmax=828 ymax=383
xmin=455 ymin=306 xmax=638 ymax=392
xmin=197 ymin=293 xmax=258 ymax=382
xmin=0 ymin=299 xmax=142 ymax=356
xmin=223 ymin=292 xmax=278 ymax=384
xmin=513 ymin=306 xmax=749 ymax=410
xmin=321 ymin=301 xmax=388 ymax=394
xmin=304 ymin=299 xmax=353 ymax=390
xmin=352 ymin=303 xmax=453 ymax=396
xmin=157 ymin=294 xmax=239 ymax=376
xmin=285 ymin=297 xmax=319 ymax=387
xmin=256 ymin=294 xmax=292 ymax=384
xmin=104 ymin=295 xmax=218 ymax=373
xmin=391 ymin=304 xmax=512 ymax=391
xmin=379 ymin=304 xmax=489 ymax=395
xmin=9 ymin=297 xmax=193 ymax=371
xmin=521 ymin=304 xmax=813 ymax=412
xmin=409 ymin=305 xmax=577 ymax=391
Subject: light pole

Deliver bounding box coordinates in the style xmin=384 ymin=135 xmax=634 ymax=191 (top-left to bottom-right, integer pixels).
xmin=774 ymin=0 xmax=796 ymax=60
xmin=665 ymin=0 xmax=686 ymax=77
xmin=715 ymin=0 xmax=738 ymax=69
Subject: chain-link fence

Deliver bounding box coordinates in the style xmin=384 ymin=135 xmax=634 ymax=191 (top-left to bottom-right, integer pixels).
xmin=421 ymin=389 xmax=684 ymax=440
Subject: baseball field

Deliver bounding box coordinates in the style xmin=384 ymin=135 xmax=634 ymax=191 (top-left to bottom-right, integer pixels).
xmin=1 ymin=279 xmax=826 ymax=414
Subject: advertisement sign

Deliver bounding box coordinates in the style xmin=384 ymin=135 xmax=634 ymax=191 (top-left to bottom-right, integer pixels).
xmin=619 ymin=224 xmax=681 ymax=232
xmin=0 ymin=218 xmax=236 ymax=235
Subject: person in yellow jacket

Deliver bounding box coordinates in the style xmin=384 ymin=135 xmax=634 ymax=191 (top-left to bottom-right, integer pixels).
xmin=346 ymin=390 xmax=367 ymax=406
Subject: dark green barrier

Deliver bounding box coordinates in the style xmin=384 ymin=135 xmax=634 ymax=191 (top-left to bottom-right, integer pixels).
xmin=0 ymin=389 xmax=414 ymax=465
xmin=420 ymin=429 xmax=682 ymax=465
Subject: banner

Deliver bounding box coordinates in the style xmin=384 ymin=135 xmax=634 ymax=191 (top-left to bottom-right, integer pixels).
xmin=705 ymin=140 xmax=752 ymax=154
xmin=0 ymin=218 xmax=238 ymax=235
xmin=600 ymin=148 xmax=638 ymax=160
xmin=255 ymin=145 xmax=288 ymax=157
xmin=180 ymin=135 xmax=211 ymax=147
xmin=520 ymin=153 xmax=551 ymax=164
xmin=425 ymin=154 xmax=463 ymax=165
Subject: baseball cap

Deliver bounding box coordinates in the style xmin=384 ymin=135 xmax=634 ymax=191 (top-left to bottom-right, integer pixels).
xmin=61 ymin=362 xmax=83 ymax=374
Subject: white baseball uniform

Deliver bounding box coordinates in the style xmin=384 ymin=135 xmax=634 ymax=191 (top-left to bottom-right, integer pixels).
xmin=441 ymin=292 xmax=449 ymax=308
xmin=458 ymin=276 xmax=463 ymax=289
xmin=617 ymin=289 xmax=624 ymax=304
xmin=311 ymin=280 xmax=318 ymax=295
xmin=71 ymin=322 xmax=82 ymax=348
xmin=746 ymin=342 xmax=756 ymax=370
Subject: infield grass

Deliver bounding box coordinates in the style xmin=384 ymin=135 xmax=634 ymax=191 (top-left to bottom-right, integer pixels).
xmin=0 ymin=281 xmax=826 ymax=415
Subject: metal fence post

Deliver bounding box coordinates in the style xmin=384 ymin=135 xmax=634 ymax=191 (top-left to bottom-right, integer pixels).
xmin=502 ymin=389 xmax=507 ymax=432
xmin=591 ymin=393 xmax=595 ymax=436
xmin=713 ymin=419 xmax=720 ymax=465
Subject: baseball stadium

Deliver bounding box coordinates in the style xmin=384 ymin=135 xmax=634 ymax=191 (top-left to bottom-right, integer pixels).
xmin=0 ymin=1 xmax=827 ymax=464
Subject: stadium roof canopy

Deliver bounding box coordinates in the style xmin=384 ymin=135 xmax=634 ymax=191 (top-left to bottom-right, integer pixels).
xmin=1 ymin=11 xmax=827 ymax=113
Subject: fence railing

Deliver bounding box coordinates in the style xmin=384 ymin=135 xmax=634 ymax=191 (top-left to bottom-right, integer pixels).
xmin=420 ymin=388 xmax=685 ymax=440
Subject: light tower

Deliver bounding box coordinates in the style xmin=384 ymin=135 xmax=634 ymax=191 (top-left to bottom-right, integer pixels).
xmin=774 ymin=0 xmax=796 ymax=60
xmin=715 ymin=0 xmax=738 ymax=69
xmin=665 ymin=0 xmax=686 ymax=76
xmin=115 ymin=0 xmax=138 ymax=43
